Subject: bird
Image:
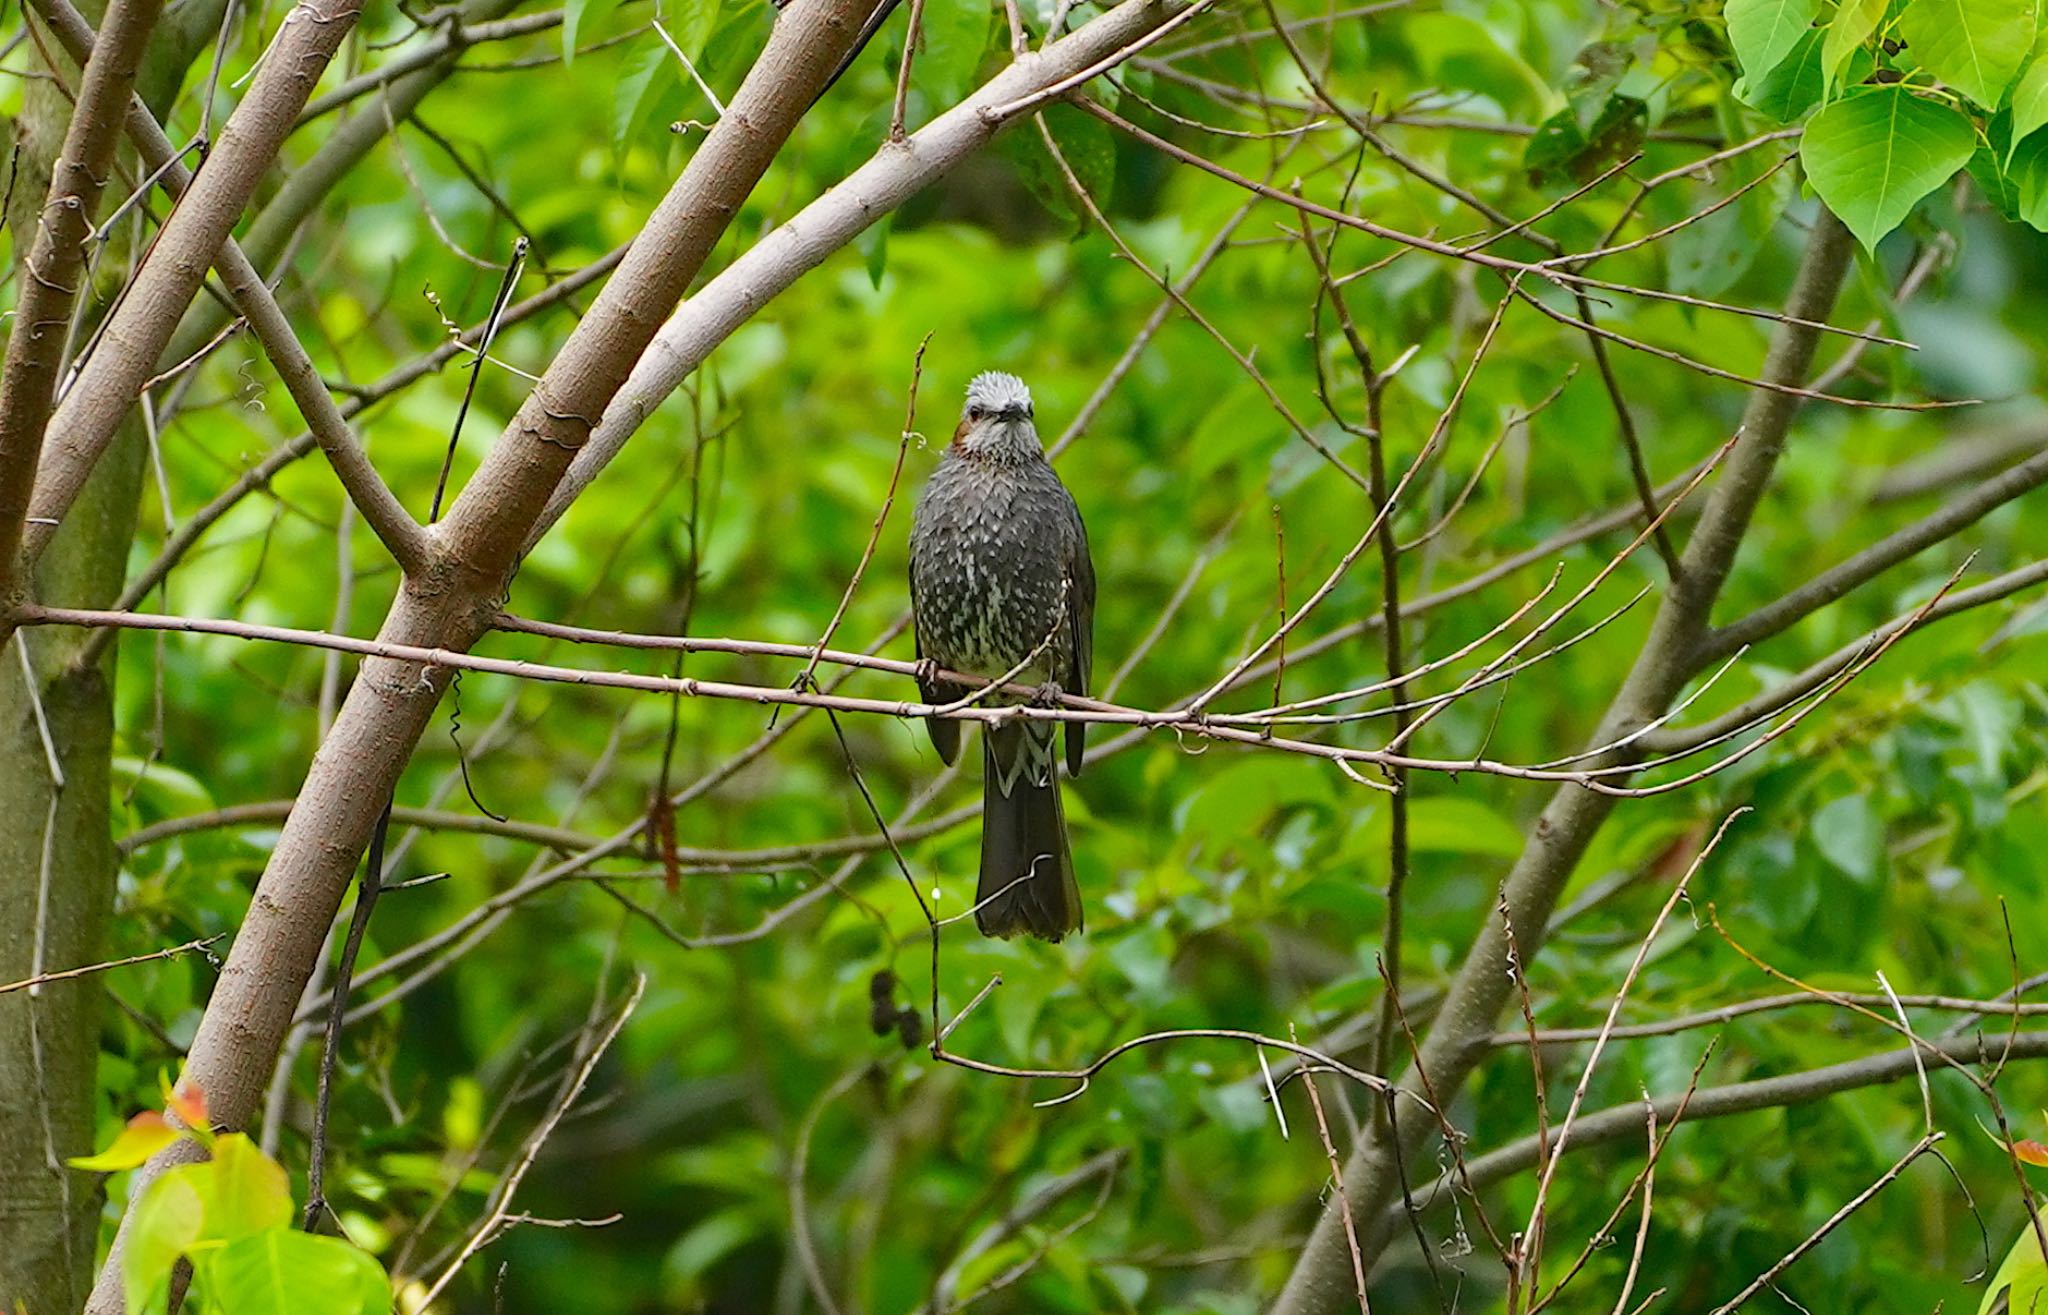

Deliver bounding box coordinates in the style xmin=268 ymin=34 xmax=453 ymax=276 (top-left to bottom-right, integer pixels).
xmin=908 ymin=371 xmax=1096 ymax=941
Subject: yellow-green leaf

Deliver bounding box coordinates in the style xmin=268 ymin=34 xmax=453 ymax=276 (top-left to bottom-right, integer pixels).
xmin=203 ymin=1133 xmax=292 ymax=1241
xmin=1982 ymin=1224 xmax=2048 ymax=1315
xmin=208 ymin=1229 xmax=392 ymax=1315
xmin=1822 ymin=0 xmax=1887 ymax=97
xmin=70 ymin=1111 xmax=179 ymax=1172
xmin=126 ymin=1167 xmax=206 ymax=1315
xmin=2011 ymin=31 xmax=2048 ymax=151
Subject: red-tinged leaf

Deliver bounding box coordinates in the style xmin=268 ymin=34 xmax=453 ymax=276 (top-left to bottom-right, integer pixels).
xmin=165 ymin=1079 xmax=210 ymax=1137
xmin=69 ymin=1111 xmax=180 ymax=1172
xmin=1977 ymin=1118 xmax=2048 ymax=1166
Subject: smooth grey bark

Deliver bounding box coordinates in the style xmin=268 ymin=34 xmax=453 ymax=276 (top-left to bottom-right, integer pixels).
xmin=1381 ymin=1030 xmax=2048 ymax=1238
xmin=1271 ymin=211 xmax=1857 ymax=1315
xmin=0 ymin=0 xmax=304 ymax=1304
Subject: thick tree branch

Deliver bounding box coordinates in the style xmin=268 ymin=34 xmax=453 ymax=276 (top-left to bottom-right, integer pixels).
xmin=1645 ymin=555 xmax=2048 ymax=757
xmin=1272 ymin=211 xmax=1857 ymax=1315
xmin=23 ymin=0 xmax=369 ymax=565
xmin=28 ymin=0 xmax=431 ymax=574
xmin=294 ymin=7 xmax=562 ymax=127
xmin=77 ymin=0 xmax=892 ymax=1306
xmin=1384 ymin=1031 xmax=2048 ymax=1236
xmin=156 ymin=0 xmax=527 ymax=377
xmin=0 ymin=0 xmax=165 ymax=622
xmin=1700 ymin=442 xmax=2048 ymax=661
xmin=107 ymin=244 xmax=625 ymax=617
xmin=533 ymin=0 xmax=1201 ymax=538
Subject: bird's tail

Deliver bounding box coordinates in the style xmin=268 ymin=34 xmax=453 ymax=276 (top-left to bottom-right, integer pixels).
xmin=976 ymin=721 xmax=1081 ymax=941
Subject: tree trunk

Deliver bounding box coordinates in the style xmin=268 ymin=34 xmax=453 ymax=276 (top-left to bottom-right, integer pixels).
xmin=0 ymin=0 xmax=221 ymax=1299
xmin=0 ymin=429 xmax=145 ymax=1313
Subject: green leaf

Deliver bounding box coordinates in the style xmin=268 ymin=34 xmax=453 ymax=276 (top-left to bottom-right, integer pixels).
xmin=208 ymin=1230 xmax=391 ymax=1315
xmin=1668 ymin=135 xmax=1792 ymax=295
xmin=1398 ymin=798 xmax=1525 ymax=858
xmin=670 ymin=0 xmax=723 ymax=63
xmin=1822 ymin=0 xmax=1887 ymax=97
xmin=919 ymin=0 xmax=993 ymax=105
xmin=1800 ymin=86 xmax=1976 ymax=247
xmin=1896 ymin=0 xmax=2038 ymax=106
xmin=1000 ymin=102 xmax=1116 ymax=232
xmin=561 ymin=0 xmax=611 ymax=65
xmin=203 ymin=1134 xmax=292 ymax=1241
xmin=612 ymin=40 xmax=670 ymax=157
xmin=1968 ymin=113 xmax=2048 ymax=228
xmin=663 ymin=1209 xmax=758 ymax=1290
xmin=126 ymin=1168 xmax=206 ymax=1315
xmin=1981 ymin=1224 xmax=2048 ymax=1315
xmin=2010 ymin=126 xmax=2048 ymax=226
xmin=70 ymin=1111 xmax=180 ymax=1171
xmin=2010 ymin=32 xmax=2048 ymax=149
xmin=1739 ymin=26 xmax=1872 ymax=121
xmin=1107 ymin=925 xmax=1176 ymax=1000
xmin=1968 ymin=141 xmax=2025 ymax=215
xmin=1725 ymin=0 xmax=1822 ymax=83
xmin=856 ymin=213 xmax=891 ymax=289
xmin=1811 ymin=793 xmax=1882 ymax=881
xmin=1400 ymin=12 xmax=1550 ymax=117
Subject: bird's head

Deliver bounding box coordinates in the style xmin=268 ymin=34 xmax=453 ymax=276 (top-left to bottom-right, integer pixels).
xmin=953 ymin=371 xmax=1041 ymax=461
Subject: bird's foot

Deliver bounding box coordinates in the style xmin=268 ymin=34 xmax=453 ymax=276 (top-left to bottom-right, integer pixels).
xmin=1031 ymin=680 xmax=1066 ymax=708
xmin=913 ymin=657 xmax=943 ymax=688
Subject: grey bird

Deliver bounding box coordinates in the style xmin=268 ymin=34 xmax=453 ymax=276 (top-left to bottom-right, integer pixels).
xmin=909 ymin=372 xmax=1096 ymax=941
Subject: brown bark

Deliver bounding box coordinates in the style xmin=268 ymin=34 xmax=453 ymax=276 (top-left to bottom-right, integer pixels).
xmin=0 ymin=0 xmax=163 ymax=616
xmin=22 ymin=0 xmax=368 ymax=560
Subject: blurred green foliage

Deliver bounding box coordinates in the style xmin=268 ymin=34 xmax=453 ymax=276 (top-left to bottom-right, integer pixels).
xmin=12 ymin=0 xmax=2048 ymax=1309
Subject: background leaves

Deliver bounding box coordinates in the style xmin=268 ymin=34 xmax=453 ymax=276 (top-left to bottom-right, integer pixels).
xmin=17 ymin=0 xmax=2048 ymax=1310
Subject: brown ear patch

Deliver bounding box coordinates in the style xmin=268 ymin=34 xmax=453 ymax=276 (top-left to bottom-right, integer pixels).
xmin=951 ymin=416 xmax=974 ymax=448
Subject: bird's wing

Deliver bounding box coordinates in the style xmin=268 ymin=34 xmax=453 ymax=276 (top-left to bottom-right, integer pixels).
xmin=1063 ymin=494 xmax=1096 ymax=776
xmin=911 ymin=568 xmax=964 ymax=766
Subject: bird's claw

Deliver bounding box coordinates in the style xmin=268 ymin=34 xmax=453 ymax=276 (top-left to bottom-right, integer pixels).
xmin=913 ymin=657 xmax=942 ymax=687
xmin=1031 ymin=680 xmax=1065 ymax=708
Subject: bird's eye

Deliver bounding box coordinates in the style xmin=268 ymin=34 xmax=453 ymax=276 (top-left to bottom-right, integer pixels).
xmin=967 ymin=406 xmax=983 ymax=421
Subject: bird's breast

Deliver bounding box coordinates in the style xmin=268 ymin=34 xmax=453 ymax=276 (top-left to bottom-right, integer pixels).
xmin=910 ymin=461 xmax=1073 ymax=683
